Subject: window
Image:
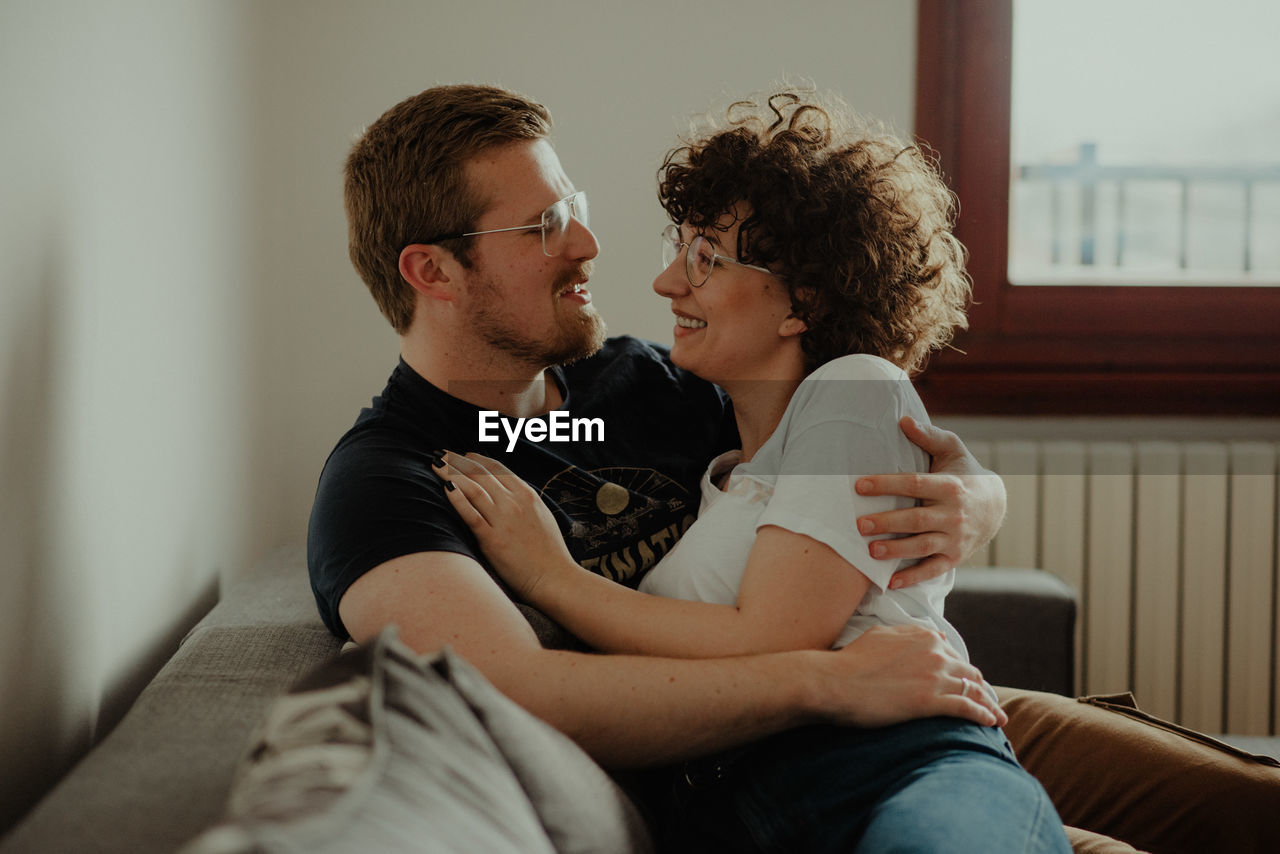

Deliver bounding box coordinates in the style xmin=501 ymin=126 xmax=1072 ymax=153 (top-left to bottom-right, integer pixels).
xmin=914 ymin=0 xmax=1280 ymax=414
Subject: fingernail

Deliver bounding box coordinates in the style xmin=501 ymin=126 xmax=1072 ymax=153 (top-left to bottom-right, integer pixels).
xmin=870 ymin=542 xmax=886 ymax=559
xmin=857 ymin=518 xmax=875 ymax=535
xmin=888 ymin=577 xmax=902 ymax=589
xmin=855 ymin=478 xmax=871 ymax=494
xmin=444 ymin=480 xmax=456 ymax=492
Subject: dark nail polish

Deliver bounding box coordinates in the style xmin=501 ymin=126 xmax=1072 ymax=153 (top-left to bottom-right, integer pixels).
xmin=444 ymin=480 xmax=456 ymax=492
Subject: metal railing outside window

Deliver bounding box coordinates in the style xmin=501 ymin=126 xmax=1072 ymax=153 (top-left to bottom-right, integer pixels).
xmin=1011 ymin=143 xmax=1280 ymax=284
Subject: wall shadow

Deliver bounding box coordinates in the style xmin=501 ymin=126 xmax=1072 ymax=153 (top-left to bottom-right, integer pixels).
xmin=0 ymin=236 xmax=72 ymax=834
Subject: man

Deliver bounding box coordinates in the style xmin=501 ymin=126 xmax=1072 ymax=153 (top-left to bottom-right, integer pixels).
xmin=310 ymin=84 xmax=1279 ymax=851
xmin=310 ymin=83 xmax=1006 ymax=769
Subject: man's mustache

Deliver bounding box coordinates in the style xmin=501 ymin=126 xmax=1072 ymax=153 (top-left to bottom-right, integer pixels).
xmin=555 ymin=260 xmax=595 ymax=294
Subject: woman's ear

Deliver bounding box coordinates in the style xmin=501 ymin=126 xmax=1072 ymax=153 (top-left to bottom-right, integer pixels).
xmin=780 ymin=288 xmax=814 ymax=337
xmin=399 ymin=244 xmax=456 ymax=301
xmin=779 ymin=313 xmax=808 ymax=337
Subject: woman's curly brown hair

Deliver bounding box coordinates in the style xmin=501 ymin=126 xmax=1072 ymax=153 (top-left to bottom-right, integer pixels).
xmin=658 ymin=89 xmax=971 ymax=375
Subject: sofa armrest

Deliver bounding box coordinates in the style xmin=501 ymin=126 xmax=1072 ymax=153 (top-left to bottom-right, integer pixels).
xmin=947 ymin=568 xmax=1077 ymax=696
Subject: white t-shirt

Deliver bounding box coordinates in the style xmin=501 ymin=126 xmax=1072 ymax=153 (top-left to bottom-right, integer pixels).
xmin=639 ymin=354 xmax=967 ymax=657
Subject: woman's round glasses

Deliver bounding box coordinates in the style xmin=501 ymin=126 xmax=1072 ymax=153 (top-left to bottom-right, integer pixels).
xmin=424 ymin=191 xmax=588 ymax=257
xmin=660 ymin=223 xmax=777 ymax=287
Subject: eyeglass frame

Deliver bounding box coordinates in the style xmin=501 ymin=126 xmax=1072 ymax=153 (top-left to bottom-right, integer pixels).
xmin=661 ymin=223 xmax=778 ymax=287
xmin=422 ymin=191 xmax=588 ymax=258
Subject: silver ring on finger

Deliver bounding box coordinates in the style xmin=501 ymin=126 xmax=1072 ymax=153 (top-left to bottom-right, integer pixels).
xmin=960 ymin=677 xmax=971 ymax=697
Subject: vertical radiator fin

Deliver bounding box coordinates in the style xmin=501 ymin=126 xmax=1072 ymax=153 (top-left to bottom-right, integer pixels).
xmin=1086 ymin=443 xmax=1134 ymax=697
xmin=1181 ymin=443 xmax=1229 ymax=733
xmin=1041 ymin=442 xmax=1086 ymax=696
xmin=1226 ymin=443 xmax=1277 ymax=734
xmin=991 ymin=441 xmax=1042 ymax=569
xmin=1133 ymin=443 xmax=1181 ymax=722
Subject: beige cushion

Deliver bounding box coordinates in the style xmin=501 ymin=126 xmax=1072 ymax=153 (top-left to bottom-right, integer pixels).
xmin=180 ymin=628 xmax=653 ymax=854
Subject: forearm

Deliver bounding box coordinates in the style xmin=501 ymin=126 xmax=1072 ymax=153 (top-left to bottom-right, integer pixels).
xmin=531 ymin=564 xmax=762 ymax=658
xmin=483 ymin=623 xmax=1006 ymax=766
xmin=485 ymin=644 xmax=823 ymax=766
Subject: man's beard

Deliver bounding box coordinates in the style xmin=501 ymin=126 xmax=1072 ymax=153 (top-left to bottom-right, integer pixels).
xmin=469 ymin=262 xmax=607 ymax=368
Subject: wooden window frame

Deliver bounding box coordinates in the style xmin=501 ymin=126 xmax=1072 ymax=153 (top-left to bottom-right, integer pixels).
xmin=913 ymin=0 xmax=1280 ymax=415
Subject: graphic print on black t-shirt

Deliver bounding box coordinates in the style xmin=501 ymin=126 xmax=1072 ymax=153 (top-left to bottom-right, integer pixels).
xmin=308 ymin=337 xmax=734 ymax=637
xmin=541 ymin=465 xmax=695 ymax=584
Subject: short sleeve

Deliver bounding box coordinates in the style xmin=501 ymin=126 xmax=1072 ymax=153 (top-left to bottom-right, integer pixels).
xmin=755 ymin=357 xmax=928 ymax=592
xmin=307 ymin=429 xmax=481 ymax=639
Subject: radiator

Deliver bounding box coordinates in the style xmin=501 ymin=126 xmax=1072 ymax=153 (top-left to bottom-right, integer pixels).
xmin=964 ymin=440 xmax=1279 ymax=735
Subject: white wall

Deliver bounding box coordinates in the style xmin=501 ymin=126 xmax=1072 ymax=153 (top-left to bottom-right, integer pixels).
xmin=0 ymin=0 xmax=253 ymax=831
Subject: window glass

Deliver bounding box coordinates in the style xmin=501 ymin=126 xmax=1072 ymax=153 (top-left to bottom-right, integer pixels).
xmin=1009 ymin=0 xmax=1280 ymax=285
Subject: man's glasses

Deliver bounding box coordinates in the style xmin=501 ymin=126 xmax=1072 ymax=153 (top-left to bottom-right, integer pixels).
xmin=425 ymin=191 xmax=589 ymax=257
xmin=660 ymin=224 xmax=777 ymax=287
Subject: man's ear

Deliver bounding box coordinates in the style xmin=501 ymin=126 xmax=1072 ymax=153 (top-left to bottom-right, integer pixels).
xmin=399 ymin=243 xmax=456 ymax=301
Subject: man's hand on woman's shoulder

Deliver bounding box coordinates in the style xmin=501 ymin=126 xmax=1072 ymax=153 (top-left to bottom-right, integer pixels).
xmin=853 ymin=417 xmax=1006 ymax=587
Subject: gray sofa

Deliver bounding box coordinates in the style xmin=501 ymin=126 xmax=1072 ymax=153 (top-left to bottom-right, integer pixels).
xmin=0 ymin=547 xmax=1090 ymax=853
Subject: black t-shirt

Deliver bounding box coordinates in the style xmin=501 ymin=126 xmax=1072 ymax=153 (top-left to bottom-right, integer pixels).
xmin=307 ymin=336 xmax=736 ymax=640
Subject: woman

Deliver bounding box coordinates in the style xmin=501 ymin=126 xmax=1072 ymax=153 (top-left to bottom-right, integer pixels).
xmin=435 ymin=89 xmax=1070 ymax=853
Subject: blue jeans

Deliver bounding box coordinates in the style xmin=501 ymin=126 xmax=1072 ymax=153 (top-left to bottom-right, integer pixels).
xmin=663 ymin=718 xmax=1071 ymax=853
